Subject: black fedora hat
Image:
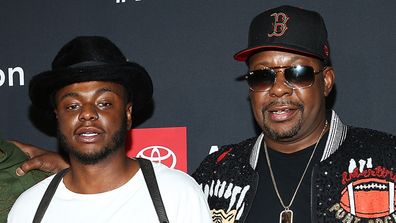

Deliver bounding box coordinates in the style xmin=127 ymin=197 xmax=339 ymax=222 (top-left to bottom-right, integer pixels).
xmin=29 ymin=36 xmax=153 ymax=113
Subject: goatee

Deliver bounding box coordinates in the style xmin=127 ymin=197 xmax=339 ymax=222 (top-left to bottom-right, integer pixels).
xmin=262 ymin=100 xmax=304 ymax=140
xmin=58 ymin=119 xmax=127 ymax=165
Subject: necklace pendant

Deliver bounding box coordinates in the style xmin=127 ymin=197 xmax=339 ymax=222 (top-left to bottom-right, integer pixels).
xmin=279 ymin=209 xmax=293 ymax=223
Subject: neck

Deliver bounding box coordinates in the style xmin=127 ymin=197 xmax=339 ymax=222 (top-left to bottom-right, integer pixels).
xmin=63 ymin=150 xmax=139 ymax=194
xmin=264 ymin=119 xmax=329 ymax=154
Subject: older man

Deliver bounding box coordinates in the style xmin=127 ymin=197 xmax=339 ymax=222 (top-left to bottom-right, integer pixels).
xmin=192 ymin=5 xmax=396 ymax=223
xmin=8 ymin=36 xmax=211 ymax=223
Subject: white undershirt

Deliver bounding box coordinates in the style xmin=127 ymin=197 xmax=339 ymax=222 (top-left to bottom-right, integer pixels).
xmin=8 ymin=162 xmax=211 ymax=223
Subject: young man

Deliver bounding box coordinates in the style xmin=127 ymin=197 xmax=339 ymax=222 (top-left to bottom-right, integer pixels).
xmin=8 ymin=36 xmax=211 ymax=223
xmin=192 ymin=5 xmax=396 ymax=223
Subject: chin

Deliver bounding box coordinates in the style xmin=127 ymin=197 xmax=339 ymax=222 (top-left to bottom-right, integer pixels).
xmin=71 ymin=146 xmax=119 ymax=165
xmin=263 ymin=121 xmax=302 ymax=140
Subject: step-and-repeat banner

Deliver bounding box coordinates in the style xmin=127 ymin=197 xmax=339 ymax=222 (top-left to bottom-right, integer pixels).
xmin=1 ymin=1 xmax=396 ymax=173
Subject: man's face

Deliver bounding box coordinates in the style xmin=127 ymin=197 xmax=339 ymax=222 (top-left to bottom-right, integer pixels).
xmin=54 ymin=81 xmax=132 ymax=165
xmin=248 ymin=50 xmax=333 ymax=142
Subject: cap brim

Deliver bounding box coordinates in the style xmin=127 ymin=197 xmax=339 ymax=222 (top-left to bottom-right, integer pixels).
xmin=29 ymin=62 xmax=153 ymax=113
xmin=234 ymin=45 xmax=322 ymax=62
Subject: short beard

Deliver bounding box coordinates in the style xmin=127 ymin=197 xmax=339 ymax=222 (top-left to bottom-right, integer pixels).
xmin=58 ymin=118 xmax=127 ymax=165
xmin=263 ymin=118 xmax=303 ymax=140
xmin=261 ymin=100 xmax=304 ymax=140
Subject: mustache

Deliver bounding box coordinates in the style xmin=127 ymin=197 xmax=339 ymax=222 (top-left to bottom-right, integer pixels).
xmin=263 ymin=99 xmax=304 ymax=112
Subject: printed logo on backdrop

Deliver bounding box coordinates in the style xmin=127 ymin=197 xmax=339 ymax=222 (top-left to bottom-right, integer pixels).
xmin=126 ymin=127 xmax=187 ymax=172
xmin=0 ymin=67 xmax=25 ymax=87
xmin=137 ymin=145 xmax=177 ymax=169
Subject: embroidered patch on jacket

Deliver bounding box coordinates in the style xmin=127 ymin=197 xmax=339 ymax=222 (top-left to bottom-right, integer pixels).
xmin=216 ymin=148 xmax=233 ymax=163
xmin=211 ymin=209 xmax=237 ymax=223
xmin=201 ymin=179 xmax=250 ymax=222
xmin=328 ymin=158 xmax=396 ymax=222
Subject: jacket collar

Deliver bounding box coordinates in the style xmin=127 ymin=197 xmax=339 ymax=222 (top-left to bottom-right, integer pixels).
xmin=249 ymin=110 xmax=348 ymax=169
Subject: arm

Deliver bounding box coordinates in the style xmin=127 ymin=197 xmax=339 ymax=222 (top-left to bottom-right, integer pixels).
xmin=9 ymin=140 xmax=69 ymax=176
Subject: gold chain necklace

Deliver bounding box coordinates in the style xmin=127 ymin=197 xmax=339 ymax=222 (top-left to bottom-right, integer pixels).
xmin=264 ymin=121 xmax=328 ymax=223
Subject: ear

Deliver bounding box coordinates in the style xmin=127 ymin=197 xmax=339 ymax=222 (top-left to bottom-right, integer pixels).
xmin=53 ymin=109 xmax=58 ymax=119
xmin=126 ymin=103 xmax=133 ymax=130
xmin=322 ymin=67 xmax=335 ymax=97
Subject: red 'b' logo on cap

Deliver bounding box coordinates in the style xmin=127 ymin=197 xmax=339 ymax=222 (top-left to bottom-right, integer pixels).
xmin=268 ymin=12 xmax=289 ymax=37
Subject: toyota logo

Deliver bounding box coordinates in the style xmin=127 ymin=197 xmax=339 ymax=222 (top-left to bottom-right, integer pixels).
xmin=136 ymin=145 xmax=177 ymax=168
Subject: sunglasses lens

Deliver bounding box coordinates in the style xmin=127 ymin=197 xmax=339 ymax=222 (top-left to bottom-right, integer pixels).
xmin=246 ymin=66 xmax=319 ymax=91
xmin=247 ymin=70 xmax=275 ymax=91
xmin=284 ymin=66 xmax=315 ymax=88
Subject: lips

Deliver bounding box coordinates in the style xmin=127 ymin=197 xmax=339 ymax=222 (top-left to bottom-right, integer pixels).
xmin=74 ymin=127 xmax=104 ymax=143
xmin=265 ymin=104 xmax=300 ymax=122
xmin=268 ymin=108 xmax=296 ymax=121
xmin=263 ymin=99 xmax=304 ymax=122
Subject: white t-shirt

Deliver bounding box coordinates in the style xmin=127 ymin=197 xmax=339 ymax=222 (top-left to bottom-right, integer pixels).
xmin=8 ymin=162 xmax=211 ymax=223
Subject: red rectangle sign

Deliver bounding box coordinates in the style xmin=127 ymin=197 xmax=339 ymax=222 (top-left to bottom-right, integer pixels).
xmin=126 ymin=127 xmax=187 ymax=172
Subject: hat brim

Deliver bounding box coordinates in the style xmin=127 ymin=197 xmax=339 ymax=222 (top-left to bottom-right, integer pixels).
xmin=29 ymin=62 xmax=153 ymax=113
xmin=234 ymin=45 xmax=323 ymax=62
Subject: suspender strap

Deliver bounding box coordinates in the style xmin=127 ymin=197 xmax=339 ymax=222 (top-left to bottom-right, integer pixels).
xmin=138 ymin=158 xmax=169 ymax=223
xmin=32 ymin=159 xmax=169 ymax=223
xmin=32 ymin=168 xmax=69 ymax=223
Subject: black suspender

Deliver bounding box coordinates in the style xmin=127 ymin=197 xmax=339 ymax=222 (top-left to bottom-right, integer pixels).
xmin=137 ymin=158 xmax=169 ymax=223
xmin=32 ymin=168 xmax=69 ymax=223
xmin=32 ymin=159 xmax=169 ymax=223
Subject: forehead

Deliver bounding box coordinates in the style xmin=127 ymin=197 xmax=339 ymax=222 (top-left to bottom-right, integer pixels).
xmin=54 ymin=81 xmax=127 ymax=101
xmin=248 ymin=50 xmax=322 ymax=69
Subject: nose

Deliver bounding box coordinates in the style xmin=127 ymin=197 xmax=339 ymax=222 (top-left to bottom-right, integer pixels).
xmin=268 ymin=71 xmax=293 ymax=97
xmin=78 ymin=104 xmax=99 ymax=122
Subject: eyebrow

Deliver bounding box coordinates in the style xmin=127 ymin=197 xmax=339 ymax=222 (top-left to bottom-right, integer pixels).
xmin=59 ymin=92 xmax=79 ymax=101
xmin=58 ymin=87 xmax=118 ymax=101
xmin=96 ymin=88 xmax=114 ymax=95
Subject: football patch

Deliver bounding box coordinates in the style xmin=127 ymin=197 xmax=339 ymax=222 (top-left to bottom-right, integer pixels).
xmin=340 ymin=178 xmax=395 ymax=218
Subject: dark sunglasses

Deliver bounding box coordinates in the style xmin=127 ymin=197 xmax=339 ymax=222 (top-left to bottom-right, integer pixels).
xmin=244 ymin=65 xmax=325 ymax=92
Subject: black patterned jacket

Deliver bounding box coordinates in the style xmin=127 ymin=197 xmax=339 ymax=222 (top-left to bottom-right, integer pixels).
xmin=192 ymin=111 xmax=396 ymax=223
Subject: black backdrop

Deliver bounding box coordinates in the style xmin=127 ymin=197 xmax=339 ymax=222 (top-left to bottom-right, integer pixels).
xmin=1 ymin=0 xmax=395 ymax=173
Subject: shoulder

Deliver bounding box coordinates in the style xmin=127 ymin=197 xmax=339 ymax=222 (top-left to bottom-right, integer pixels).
xmin=152 ymin=162 xmax=201 ymax=191
xmin=198 ymin=137 xmax=257 ymax=166
xmin=0 ymin=139 xmax=29 ymax=164
xmin=336 ymin=126 xmax=396 ymax=164
xmin=150 ymin=162 xmax=211 ymax=220
xmin=346 ymin=126 xmax=396 ymax=145
xmin=192 ymin=137 xmax=258 ymax=182
xmin=7 ymin=175 xmax=54 ymax=222
xmin=12 ymin=174 xmax=53 ymax=204
xmin=326 ymin=126 xmax=396 ymax=160
xmin=193 ymin=137 xmax=257 ymax=167
xmin=341 ymin=126 xmax=396 ymax=155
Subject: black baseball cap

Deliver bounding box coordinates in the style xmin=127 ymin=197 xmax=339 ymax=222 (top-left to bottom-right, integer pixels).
xmin=234 ymin=5 xmax=331 ymax=64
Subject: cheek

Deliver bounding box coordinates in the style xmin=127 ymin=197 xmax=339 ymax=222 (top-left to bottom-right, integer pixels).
xmin=250 ymin=93 xmax=266 ymax=122
xmin=296 ymin=88 xmax=324 ymax=116
xmin=56 ymin=110 xmax=79 ymax=123
xmin=100 ymin=112 xmax=124 ymax=127
xmin=56 ymin=112 xmax=79 ymax=131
